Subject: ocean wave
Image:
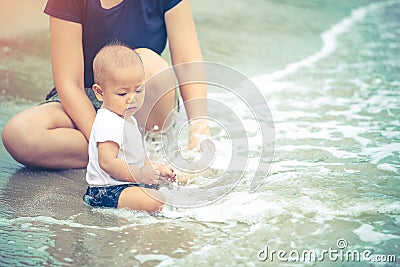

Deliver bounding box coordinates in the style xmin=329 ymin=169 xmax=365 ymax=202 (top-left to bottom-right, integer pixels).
xmin=252 ymin=0 xmax=398 ymax=86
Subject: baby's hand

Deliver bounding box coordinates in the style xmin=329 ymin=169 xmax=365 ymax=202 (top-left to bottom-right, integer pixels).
xmin=174 ymin=169 xmax=196 ymax=186
xmin=139 ymin=165 xmax=160 ymax=185
xmin=158 ymin=164 xmax=176 ymax=182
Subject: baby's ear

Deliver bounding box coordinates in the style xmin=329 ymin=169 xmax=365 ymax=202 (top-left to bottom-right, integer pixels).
xmin=92 ymin=84 xmax=104 ymax=101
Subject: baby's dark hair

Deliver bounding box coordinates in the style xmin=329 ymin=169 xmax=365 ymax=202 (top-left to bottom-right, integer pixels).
xmin=93 ymin=42 xmax=144 ymax=87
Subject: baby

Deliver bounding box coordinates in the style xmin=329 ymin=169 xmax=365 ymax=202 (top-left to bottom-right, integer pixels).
xmin=83 ymin=43 xmax=176 ymax=213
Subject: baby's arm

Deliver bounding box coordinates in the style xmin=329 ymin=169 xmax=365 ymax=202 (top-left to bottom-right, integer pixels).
xmin=158 ymin=164 xmax=176 ymax=181
xmin=145 ymin=158 xmax=176 ymax=182
xmin=97 ymin=141 xmax=159 ymax=184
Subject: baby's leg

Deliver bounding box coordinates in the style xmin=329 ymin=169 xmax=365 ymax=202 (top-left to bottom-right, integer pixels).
xmin=117 ymin=186 xmax=165 ymax=213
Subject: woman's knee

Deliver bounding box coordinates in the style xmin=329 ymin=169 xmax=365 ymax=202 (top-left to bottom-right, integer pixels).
xmin=2 ymin=113 xmax=39 ymax=164
xmin=135 ymin=49 xmax=174 ymax=94
xmin=135 ymin=48 xmax=170 ymax=76
xmin=1 ymin=104 xmax=66 ymax=165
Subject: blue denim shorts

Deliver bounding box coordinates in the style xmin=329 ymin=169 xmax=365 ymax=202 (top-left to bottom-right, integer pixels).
xmin=83 ymin=183 xmax=159 ymax=208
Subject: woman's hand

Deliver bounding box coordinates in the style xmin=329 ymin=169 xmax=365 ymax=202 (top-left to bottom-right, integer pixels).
xmin=187 ymin=119 xmax=210 ymax=151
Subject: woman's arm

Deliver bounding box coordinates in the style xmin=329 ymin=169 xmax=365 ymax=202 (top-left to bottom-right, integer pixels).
xmin=165 ymin=0 xmax=206 ymax=119
xmin=50 ymin=16 xmax=96 ymax=141
xmin=165 ymin=0 xmax=210 ymax=148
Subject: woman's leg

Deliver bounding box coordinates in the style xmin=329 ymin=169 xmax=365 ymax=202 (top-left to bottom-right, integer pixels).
xmin=1 ymin=102 xmax=89 ymax=169
xmin=117 ymin=186 xmax=165 ymax=213
xmin=134 ymin=48 xmax=177 ymax=131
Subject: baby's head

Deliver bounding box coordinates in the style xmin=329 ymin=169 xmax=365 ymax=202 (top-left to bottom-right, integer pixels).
xmin=92 ymin=43 xmax=145 ymax=118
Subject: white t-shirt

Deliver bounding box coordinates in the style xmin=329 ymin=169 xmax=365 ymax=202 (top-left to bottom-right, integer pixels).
xmin=86 ymin=108 xmax=145 ymax=186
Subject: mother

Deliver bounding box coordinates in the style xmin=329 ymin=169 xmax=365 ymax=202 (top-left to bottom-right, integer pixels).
xmin=2 ymin=0 xmax=208 ymax=169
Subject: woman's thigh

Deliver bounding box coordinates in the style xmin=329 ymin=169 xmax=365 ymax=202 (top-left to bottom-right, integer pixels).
xmin=134 ymin=48 xmax=177 ymax=131
xmin=8 ymin=102 xmax=75 ymax=130
xmin=2 ymin=102 xmax=88 ymax=168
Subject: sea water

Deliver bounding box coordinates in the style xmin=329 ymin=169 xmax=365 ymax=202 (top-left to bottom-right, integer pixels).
xmin=0 ymin=0 xmax=399 ymax=266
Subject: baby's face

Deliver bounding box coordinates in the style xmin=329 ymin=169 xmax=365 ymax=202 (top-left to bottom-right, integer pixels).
xmin=101 ymin=64 xmax=145 ymax=118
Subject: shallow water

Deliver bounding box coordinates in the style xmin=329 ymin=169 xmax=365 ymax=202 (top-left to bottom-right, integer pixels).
xmin=1 ymin=0 xmax=399 ymax=266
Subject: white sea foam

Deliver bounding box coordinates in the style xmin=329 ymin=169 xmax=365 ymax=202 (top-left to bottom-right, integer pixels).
xmin=162 ymin=191 xmax=278 ymax=224
xmin=353 ymin=224 xmax=400 ymax=244
xmin=0 ymin=213 xmax=160 ymax=231
xmin=160 ymin=171 xmax=400 ymax=225
xmin=162 ymin=190 xmax=348 ymax=226
xmin=135 ymin=254 xmax=173 ymax=265
xmin=344 ymin=201 xmax=400 ymax=218
xmin=362 ymin=143 xmax=400 ymax=164
xmin=377 ymin=163 xmax=399 ymax=174
xmin=156 ymin=244 xmax=219 ymax=267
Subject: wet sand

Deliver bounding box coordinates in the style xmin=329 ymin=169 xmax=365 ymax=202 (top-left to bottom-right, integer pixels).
xmin=0 ymin=0 xmax=48 ymax=38
xmin=0 ymin=0 xmax=52 ymax=101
